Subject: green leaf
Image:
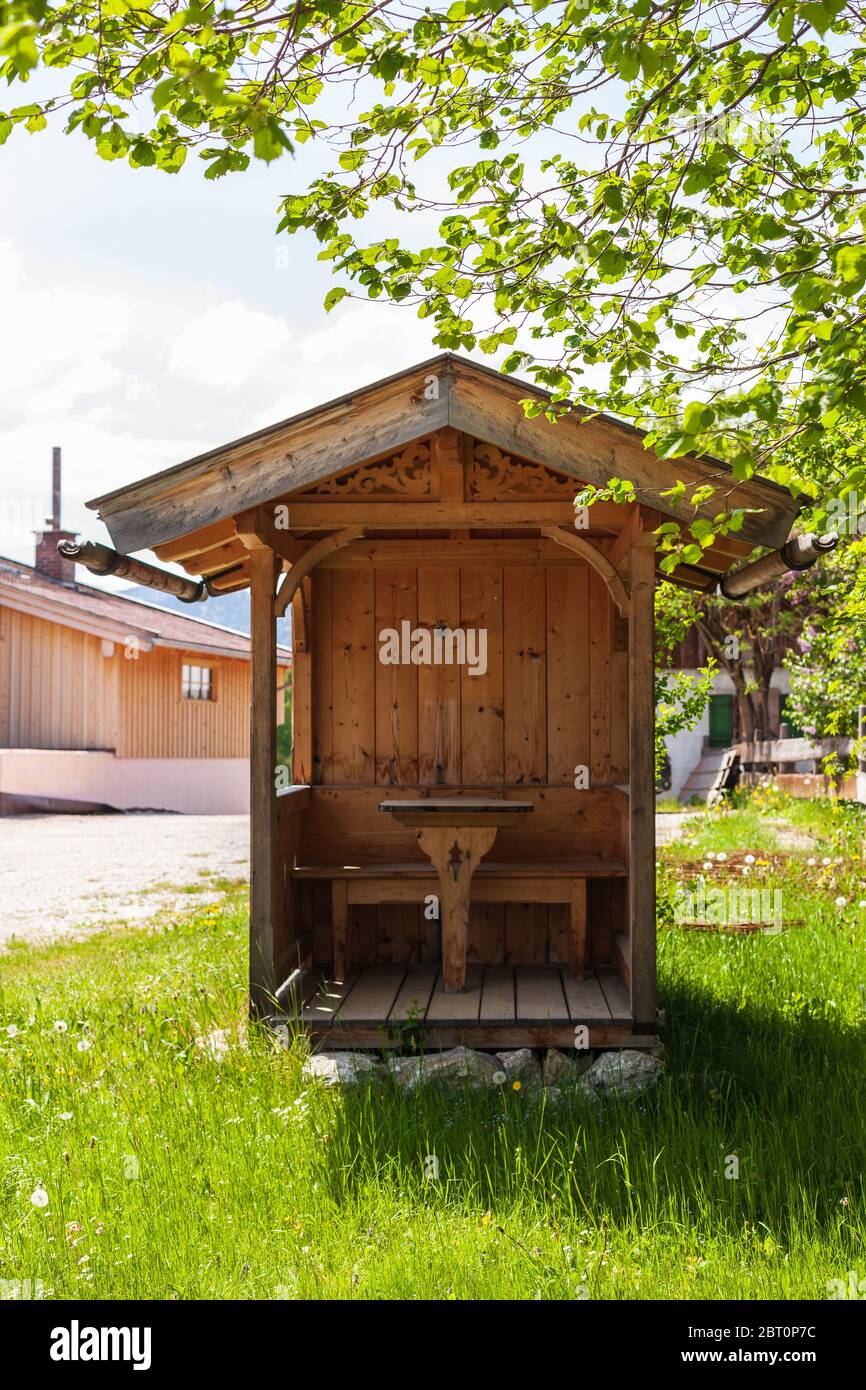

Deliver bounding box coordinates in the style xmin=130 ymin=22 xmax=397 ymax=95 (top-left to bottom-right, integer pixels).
xmin=792 ymin=273 xmax=836 ymax=312
xmin=682 ymin=401 xmax=715 ymax=434
xmin=324 ymin=286 xmax=349 ymax=312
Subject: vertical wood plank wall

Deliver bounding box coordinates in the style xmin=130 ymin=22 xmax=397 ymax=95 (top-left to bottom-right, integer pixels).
xmin=311 ymin=562 xmax=627 ymax=788
xmin=0 ymin=607 xmax=287 ymax=760
xmin=305 ymin=557 xmax=628 ymax=968
xmin=118 ymin=648 xmax=251 ymax=759
xmin=0 ymin=608 xmax=119 ymax=750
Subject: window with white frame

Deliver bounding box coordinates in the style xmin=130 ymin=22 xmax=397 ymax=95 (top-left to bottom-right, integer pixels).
xmin=181 ymin=663 xmax=213 ymax=701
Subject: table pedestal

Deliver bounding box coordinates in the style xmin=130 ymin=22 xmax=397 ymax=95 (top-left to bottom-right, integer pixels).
xmin=417 ymin=826 xmax=498 ymax=992
xmin=379 ymin=798 xmax=534 ymax=994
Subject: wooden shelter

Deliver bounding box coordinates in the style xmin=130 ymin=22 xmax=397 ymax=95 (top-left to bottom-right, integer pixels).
xmin=87 ymin=354 xmax=800 ymax=1049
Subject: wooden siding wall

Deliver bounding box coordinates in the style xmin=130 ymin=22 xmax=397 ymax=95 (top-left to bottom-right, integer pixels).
xmin=302 ymin=560 xmax=628 ymax=968
xmin=117 ymin=648 xmax=250 ymax=759
xmin=0 ymin=607 xmax=118 ymax=750
xmin=310 ymin=563 xmax=629 ymax=788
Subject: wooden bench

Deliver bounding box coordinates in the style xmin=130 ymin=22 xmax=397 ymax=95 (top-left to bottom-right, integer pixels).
xmin=292 ymin=859 xmax=627 ymax=983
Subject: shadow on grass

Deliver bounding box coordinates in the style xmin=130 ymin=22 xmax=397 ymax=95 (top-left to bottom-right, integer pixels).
xmin=307 ymin=977 xmax=866 ymax=1244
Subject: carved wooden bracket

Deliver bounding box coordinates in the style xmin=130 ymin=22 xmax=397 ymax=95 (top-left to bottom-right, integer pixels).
xmin=294 ymin=442 xmax=432 ymax=497
xmin=541 ymin=527 xmax=632 ymax=617
xmin=469 ymin=442 xmax=579 ymax=499
xmin=274 ymin=527 xmax=364 ymax=618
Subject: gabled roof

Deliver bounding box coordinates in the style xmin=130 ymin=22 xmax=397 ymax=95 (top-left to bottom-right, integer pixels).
xmin=0 ymin=556 xmax=291 ymax=663
xmin=87 ymin=353 xmax=800 ymax=555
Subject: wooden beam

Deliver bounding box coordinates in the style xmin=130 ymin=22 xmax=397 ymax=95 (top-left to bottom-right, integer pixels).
xmin=155 ymin=519 xmax=238 ymax=564
xmin=207 ymin=562 xmax=250 ymax=593
xmin=606 ymin=504 xmax=644 ymax=574
xmin=569 ymin=880 xmax=587 ymax=981
xmin=542 ymin=527 xmax=631 ymax=617
xmin=274 ymin=527 xmax=364 ymax=618
xmin=283 ymin=501 xmax=625 ymax=531
xmin=628 ymin=537 xmax=657 ymax=1029
xmin=431 ymin=426 xmax=465 ymax=502
xmin=249 ymin=546 xmax=279 ymax=1012
xmin=291 ymin=586 xmax=313 ymax=785
xmin=318 ymin=537 xmax=607 ymax=568
xmin=332 ymin=880 xmax=349 ymax=982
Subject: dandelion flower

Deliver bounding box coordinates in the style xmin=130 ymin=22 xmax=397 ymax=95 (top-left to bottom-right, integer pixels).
xmin=859 ymin=901 xmax=866 ymax=910
xmin=512 ymin=1080 xmax=522 ymax=1092
xmin=807 ymin=857 xmax=816 ymax=867
xmin=53 ymin=1020 xmax=68 ymax=1034
xmin=823 ymin=857 xmax=832 ymax=866
xmin=702 ymin=861 xmax=713 ymax=872
xmin=6 ymin=1024 xmax=18 ymax=1038
xmin=492 ymin=1070 xmax=507 ymax=1085
xmin=835 ymin=896 xmax=847 ymax=908
xmin=744 ymin=854 xmax=755 ymax=865
xmin=76 ymin=1039 xmax=91 ymax=1053
xmin=706 ymin=852 xmax=716 ymax=861
xmin=59 ymin=1112 xmax=73 ymax=1121
xmin=716 ymin=851 xmax=727 ymax=862
xmin=30 ymin=1186 xmax=49 ymax=1209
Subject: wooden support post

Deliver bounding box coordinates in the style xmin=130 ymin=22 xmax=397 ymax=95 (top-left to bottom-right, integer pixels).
xmin=628 ymin=536 xmax=657 ymax=1028
xmin=291 ymin=585 xmax=313 ymax=785
xmin=418 ymin=826 xmax=498 ymax=991
xmin=569 ymin=879 xmax=587 ymax=981
xmin=332 ymin=880 xmax=349 ymax=982
xmin=249 ymin=545 xmax=279 ymax=1013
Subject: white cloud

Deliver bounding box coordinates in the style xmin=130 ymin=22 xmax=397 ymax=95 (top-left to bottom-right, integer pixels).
xmin=0 ymin=240 xmax=136 ymax=418
xmin=167 ymin=300 xmax=294 ymax=392
xmin=0 ymin=235 xmax=441 ymax=578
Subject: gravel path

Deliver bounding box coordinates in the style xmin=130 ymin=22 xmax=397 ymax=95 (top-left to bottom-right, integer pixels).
xmin=654 ymin=811 xmax=701 ymax=846
xmin=0 ymin=814 xmax=249 ymax=948
xmin=1 ymin=808 xmax=703 ymax=948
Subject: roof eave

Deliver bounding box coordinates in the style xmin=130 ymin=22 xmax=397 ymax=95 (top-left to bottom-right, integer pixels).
xmin=87 ymin=353 xmax=801 ymax=555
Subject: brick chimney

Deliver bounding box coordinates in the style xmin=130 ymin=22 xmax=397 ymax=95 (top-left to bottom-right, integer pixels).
xmin=34 ymin=446 xmax=77 ymax=583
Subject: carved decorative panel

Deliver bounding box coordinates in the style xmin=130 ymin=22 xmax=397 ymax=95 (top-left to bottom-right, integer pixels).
xmin=297 ymin=442 xmax=432 ymax=497
xmin=469 ymin=442 xmax=579 ymax=498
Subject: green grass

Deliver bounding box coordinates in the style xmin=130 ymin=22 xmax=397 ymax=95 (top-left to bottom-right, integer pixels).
xmin=1 ymin=796 xmax=865 ymax=1300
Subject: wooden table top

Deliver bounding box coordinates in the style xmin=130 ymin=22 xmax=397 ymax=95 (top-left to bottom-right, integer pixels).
xmin=379 ymin=798 xmax=534 ymax=814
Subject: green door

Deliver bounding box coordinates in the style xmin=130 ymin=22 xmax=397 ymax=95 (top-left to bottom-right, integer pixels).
xmin=708 ymin=694 xmax=734 ymax=747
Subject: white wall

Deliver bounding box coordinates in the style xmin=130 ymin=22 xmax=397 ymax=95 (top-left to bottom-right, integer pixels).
xmin=658 ymin=667 xmax=791 ymax=802
xmin=0 ymin=749 xmax=250 ymax=814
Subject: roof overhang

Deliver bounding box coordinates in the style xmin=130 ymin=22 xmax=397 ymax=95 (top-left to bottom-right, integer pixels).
xmin=88 ymin=354 xmax=801 ymax=557
xmin=0 ymin=578 xmax=290 ymax=663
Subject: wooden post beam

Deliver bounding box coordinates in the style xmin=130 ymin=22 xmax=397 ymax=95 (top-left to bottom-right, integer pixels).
xmin=628 ymin=535 xmax=657 ymax=1029
xmin=606 ymin=504 xmax=643 ymax=575
xmin=291 ymin=584 xmax=313 ymax=786
xmin=249 ymin=545 xmax=279 ymax=1013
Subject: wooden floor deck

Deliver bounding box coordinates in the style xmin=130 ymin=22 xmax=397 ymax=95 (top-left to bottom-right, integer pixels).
xmin=278 ymin=964 xmax=654 ymax=1049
